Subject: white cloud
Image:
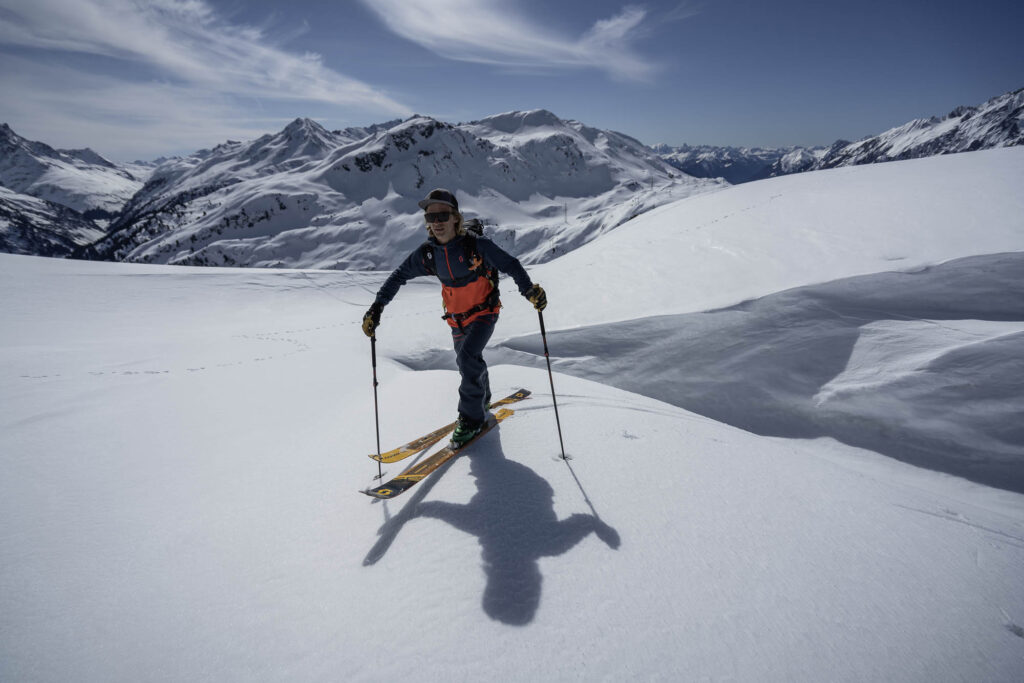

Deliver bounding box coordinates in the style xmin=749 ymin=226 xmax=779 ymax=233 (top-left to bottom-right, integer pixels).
xmin=0 ymin=55 xmax=281 ymax=160
xmin=358 ymin=0 xmax=659 ymax=82
xmin=0 ymin=0 xmax=412 ymax=114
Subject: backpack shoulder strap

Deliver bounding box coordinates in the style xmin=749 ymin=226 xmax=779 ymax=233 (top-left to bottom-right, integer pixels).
xmin=463 ymin=234 xmax=500 ymax=301
xmin=462 ymin=234 xmax=478 ymax=265
xmin=419 ymin=241 xmax=436 ymax=276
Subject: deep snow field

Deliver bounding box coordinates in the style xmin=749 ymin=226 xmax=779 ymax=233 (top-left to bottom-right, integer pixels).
xmin=2 ymin=148 xmax=1024 ymax=682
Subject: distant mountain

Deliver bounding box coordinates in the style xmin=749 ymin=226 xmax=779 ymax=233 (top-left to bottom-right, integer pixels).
xmin=0 ymin=123 xmax=144 ymax=219
xmin=0 ymin=186 xmax=105 ymax=256
xmin=766 ymin=87 xmax=1024 ymax=176
xmin=653 ymin=144 xmax=800 ymax=184
xmin=82 ymin=110 xmax=720 ymax=270
xmin=658 ymin=88 xmax=1024 ymax=183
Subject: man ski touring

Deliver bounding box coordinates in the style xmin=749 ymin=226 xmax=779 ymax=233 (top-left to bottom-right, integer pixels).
xmin=362 ymin=188 xmax=547 ymax=448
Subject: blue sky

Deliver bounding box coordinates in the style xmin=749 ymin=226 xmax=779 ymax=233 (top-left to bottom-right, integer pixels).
xmin=0 ymin=0 xmax=1021 ymax=161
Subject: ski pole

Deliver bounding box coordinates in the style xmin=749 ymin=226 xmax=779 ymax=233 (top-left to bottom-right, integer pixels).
xmin=370 ymin=334 xmax=382 ymax=481
xmin=538 ymin=310 xmax=567 ymax=459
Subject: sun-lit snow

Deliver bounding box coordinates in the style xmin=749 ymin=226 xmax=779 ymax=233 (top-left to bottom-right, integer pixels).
xmin=2 ymin=146 xmax=1023 ymax=681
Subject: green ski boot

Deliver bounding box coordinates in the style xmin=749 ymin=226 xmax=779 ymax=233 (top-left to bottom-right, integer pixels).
xmin=450 ymin=415 xmax=484 ymax=449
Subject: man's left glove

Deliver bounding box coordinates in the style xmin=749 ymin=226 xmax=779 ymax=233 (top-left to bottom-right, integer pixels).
xmin=362 ymin=302 xmax=383 ymax=337
xmin=525 ymin=284 xmax=547 ymax=311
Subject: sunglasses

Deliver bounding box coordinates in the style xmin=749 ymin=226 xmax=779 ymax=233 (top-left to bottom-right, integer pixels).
xmin=425 ymin=211 xmax=453 ymax=223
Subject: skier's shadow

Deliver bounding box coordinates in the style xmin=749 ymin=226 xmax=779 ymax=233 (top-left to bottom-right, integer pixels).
xmin=363 ymin=431 xmax=620 ymax=626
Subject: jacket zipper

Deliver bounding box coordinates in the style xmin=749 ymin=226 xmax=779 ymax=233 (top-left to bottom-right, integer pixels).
xmin=442 ymin=244 xmax=456 ymax=280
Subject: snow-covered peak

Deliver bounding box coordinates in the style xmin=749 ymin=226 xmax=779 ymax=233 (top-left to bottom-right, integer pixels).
xmin=333 ymin=118 xmax=404 ymax=144
xmin=0 ymin=123 xmax=143 ymax=215
xmin=470 ymin=109 xmax=566 ymax=134
xmin=57 ymin=147 xmax=116 ymax=169
xmin=253 ymin=117 xmax=339 ymax=161
xmin=281 ymin=117 xmax=335 ymax=146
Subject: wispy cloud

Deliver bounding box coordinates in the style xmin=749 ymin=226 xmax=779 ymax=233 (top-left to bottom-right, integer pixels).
xmin=665 ymin=1 xmax=703 ymax=23
xmin=359 ymin=0 xmax=659 ymax=82
xmin=0 ymin=0 xmax=412 ymax=157
xmin=0 ymin=55 xmax=282 ymax=160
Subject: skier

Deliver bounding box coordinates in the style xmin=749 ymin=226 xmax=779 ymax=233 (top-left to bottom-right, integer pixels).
xmin=362 ymin=188 xmax=547 ymax=447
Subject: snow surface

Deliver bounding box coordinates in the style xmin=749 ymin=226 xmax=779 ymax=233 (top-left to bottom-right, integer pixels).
xmin=2 ymin=148 xmax=1024 ymax=682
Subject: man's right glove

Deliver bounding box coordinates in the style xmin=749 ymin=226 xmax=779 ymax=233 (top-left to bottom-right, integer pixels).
xmin=362 ymin=302 xmax=383 ymax=337
xmin=525 ymin=284 xmax=547 ymax=311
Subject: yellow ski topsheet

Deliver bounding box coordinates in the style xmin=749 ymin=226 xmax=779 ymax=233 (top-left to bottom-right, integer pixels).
xmin=362 ymin=408 xmax=514 ymax=499
xmin=367 ymin=389 xmax=530 ymax=463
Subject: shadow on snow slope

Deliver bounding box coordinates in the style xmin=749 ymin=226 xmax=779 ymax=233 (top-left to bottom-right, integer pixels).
xmin=398 ymin=252 xmax=1024 ymax=494
xmin=363 ymin=429 xmax=620 ymax=626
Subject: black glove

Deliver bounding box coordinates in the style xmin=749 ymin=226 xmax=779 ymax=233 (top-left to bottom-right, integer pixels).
xmin=362 ymin=302 xmax=383 ymax=337
xmin=525 ymin=284 xmax=547 ymax=311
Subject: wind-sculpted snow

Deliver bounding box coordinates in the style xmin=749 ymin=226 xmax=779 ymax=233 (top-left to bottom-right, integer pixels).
xmin=496 ymin=253 xmax=1024 ymax=493
xmin=3 ymin=251 xmax=1023 ymax=681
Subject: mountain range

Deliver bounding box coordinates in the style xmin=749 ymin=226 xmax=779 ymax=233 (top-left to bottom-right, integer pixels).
xmin=657 ymin=88 xmax=1023 ymax=183
xmin=652 ymin=143 xmax=793 ymax=184
xmin=0 ymin=88 xmax=1020 ymax=267
xmin=77 ymin=110 xmax=713 ymax=270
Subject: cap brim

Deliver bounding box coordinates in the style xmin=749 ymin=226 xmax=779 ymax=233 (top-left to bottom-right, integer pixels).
xmin=418 ymin=198 xmax=457 ymax=211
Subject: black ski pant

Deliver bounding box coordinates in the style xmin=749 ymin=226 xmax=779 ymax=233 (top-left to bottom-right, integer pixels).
xmin=451 ymin=313 xmax=496 ymax=425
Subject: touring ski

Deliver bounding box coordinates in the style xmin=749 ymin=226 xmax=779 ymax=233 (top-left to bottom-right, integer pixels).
xmin=368 ymin=389 xmax=530 ymax=464
xmin=362 ymin=408 xmax=514 ymax=500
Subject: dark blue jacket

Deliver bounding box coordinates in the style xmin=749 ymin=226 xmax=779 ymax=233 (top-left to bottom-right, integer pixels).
xmin=375 ymin=234 xmax=533 ymax=310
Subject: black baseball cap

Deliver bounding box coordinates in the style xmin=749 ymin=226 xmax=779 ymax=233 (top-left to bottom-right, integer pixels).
xmin=418 ymin=188 xmax=458 ymax=211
